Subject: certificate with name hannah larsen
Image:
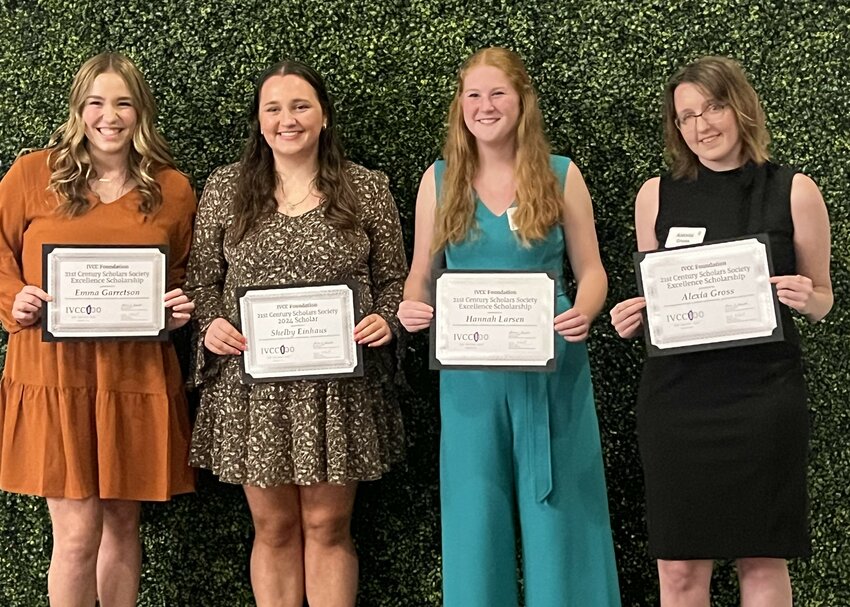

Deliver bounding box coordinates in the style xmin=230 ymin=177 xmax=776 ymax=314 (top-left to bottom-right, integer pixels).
xmin=430 ymin=270 xmax=556 ymax=371
xmin=42 ymin=244 xmax=168 ymax=341
xmin=635 ymin=235 xmax=783 ymax=356
xmin=237 ymin=282 xmax=363 ymax=384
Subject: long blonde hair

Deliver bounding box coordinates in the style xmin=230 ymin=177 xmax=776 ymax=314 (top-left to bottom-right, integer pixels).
xmin=663 ymin=56 xmax=770 ymax=179
xmin=47 ymin=52 xmax=177 ymax=216
xmin=431 ymin=47 xmax=562 ymax=254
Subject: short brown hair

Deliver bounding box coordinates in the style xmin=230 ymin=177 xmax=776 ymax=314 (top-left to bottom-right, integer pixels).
xmin=663 ymin=56 xmax=770 ymax=179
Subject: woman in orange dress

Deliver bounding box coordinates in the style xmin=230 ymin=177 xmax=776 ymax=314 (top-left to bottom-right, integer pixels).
xmin=0 ymin=53 xmax=195 ymax=606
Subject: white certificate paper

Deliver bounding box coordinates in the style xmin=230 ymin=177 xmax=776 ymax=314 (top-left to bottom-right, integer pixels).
xmin=238 ymin=283 xmax=363 ymax=383
xmin=636 ymin=236 xmax=783 ymax=355
xmin=42 ymin=245 xmax=167 ymax=341
xmin=430 ymin=271 xmax=555 ymax=371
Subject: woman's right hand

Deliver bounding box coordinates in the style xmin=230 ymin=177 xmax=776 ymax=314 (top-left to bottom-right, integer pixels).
xmin=203 ymin=317 xmax=247 ymax=355
xmin=397 ymin=300 xmax=434 ymax=333
xmin=12 ymin=285 xmax=52 ymax=327
xmin=610 ymin=297 xmax=646 ymax=339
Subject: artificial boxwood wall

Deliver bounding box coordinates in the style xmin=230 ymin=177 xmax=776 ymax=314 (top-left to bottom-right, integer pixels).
xmin=0 ymin=1 xmax=848 ymax=605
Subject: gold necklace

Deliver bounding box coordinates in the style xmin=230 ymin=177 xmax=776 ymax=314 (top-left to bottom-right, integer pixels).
xmin=282 ymin=188 xmax=314 ymax=213
xmin=90 ymin=172 xmax=130 ymax=202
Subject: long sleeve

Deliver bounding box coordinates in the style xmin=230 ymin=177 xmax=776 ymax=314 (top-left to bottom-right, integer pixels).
xmin=0 ymin=155 xmax=36 ymax=334
xmin=361 ymin=170 xmax=408 ymax=338
xmin=184 ymin=164 xmax=235 ymax=385
xmin=165 ymin=174 xmax=198 ymax=291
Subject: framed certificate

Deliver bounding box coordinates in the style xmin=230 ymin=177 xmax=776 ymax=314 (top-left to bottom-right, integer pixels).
xmin=634 ymin=234 xmax=784 ymax=356
xmin=237 ymin=282 xmax=363 ymax=384
xmin=42 ymin=244 xmax=168 ymax=341
xmin=429 ymin=270 xmax=556 ymax=371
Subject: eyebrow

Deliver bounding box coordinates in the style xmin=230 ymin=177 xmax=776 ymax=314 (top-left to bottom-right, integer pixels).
xmin=85 ymin=95 xmax=133 ymax=102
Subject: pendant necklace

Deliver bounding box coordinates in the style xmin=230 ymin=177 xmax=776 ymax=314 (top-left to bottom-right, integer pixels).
xmin=282 ymin=186 xmax=315 ymax=214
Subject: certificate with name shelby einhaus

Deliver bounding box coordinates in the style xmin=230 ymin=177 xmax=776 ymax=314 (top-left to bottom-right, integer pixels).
xmin=237 ymin=282 xmax=363 ymax=384
xmin=42 ymin=244 xmax=168 ymax=341
xmin=430 ymin=270 xmax=556 ymax=371
xmin=635 ymin=234 xmax=783 ymax=356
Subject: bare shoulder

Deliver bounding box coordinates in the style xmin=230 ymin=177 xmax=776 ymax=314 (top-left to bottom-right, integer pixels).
xmin=790 ymin=172 xmax=825 ymax=211
xmin=635 ymin=176 xmax=660 ymax=208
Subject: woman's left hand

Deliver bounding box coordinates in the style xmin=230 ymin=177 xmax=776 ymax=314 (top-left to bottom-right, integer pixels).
xmin=354 ymin=313 xmax=393 ymax=347
xmin=165 ymin=288 xmax=195 ymax=331
xmin=770 ymin=274 xmax=815 ymax=315
xmin=554 ymin=307 xmax=591 ymax=342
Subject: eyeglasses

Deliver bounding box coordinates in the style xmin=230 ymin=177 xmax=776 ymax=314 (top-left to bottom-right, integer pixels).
xmin=675 ymin=102 xmax=729 ymax=130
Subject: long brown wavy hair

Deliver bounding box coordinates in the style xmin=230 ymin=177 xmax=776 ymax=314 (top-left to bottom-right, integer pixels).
xmin=229 ymin=60 xmax=358 ymax=244
xmin=431 ymin=47 xmax=562 ymax=253
xmin=663 ymin=56 xmax=771 ymax=179
xmin=47 ymin=52 xmax=177 ymax=216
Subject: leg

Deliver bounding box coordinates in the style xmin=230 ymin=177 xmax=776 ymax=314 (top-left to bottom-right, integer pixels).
xmin=46 ymin=496 xmax=103 ymax=607
xmin=657 ymin=559 xmax=713 ymax=607
xmin=299 ymin=482 xmax=358 ymax=607
xmin=736 ymin=558 xmax=792 ymax=607
xmin=243 ymin=485 xmax=304 ymax=607
xmin=96 ymin=500 xmax=141 ymax=607
xmin=440 ymin=370 xmax=519 ymax=607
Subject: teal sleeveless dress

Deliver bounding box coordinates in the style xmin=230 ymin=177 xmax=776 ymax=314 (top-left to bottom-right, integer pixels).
xmin=436 ymin=156 xmax=621 ymax=606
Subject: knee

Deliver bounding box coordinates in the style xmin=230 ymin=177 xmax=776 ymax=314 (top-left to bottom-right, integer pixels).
xmin=252 ymin=508 xmax=302 ymax=549
xmin=53 ymin=523 xmax=102 ymax=564
xmin=102 ymin=502 xmax=140 ymax=541
xmin=737 ymin=557 xmax=788 ymax=585
xmin=301 ymin=509 xmax=352 ymax=547
xmin=658 ymin=560 xmax=710 ymax=594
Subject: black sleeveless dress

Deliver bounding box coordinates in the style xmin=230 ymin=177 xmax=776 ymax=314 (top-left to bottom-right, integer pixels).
xmin=637 ymin=161 xmax=810 ymax=559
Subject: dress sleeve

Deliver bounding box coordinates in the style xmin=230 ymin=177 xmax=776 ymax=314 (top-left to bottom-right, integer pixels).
xmin=362 ymin=170 xmax=408 ymax=338
xmin=184 ymin=166 xmax=233 ymax=385
xmin=0 ymin=157 xmax=34 ymax=334
xmin=166 ymin=175 xmax=198 ymax=291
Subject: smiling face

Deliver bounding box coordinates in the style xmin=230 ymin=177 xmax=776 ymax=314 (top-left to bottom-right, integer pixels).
xmin=258 ymin=74 xmax=325 ymax=164
xmin=460 ymin=64 xmax=521 ymax=149
xmin=81 ymin=71 xmax=138 ymax=161
xmin=673 ymin=82 xmax=742 ymax=171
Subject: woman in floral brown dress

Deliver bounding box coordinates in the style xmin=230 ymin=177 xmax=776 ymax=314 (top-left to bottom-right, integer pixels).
xmin=185 ymin=60 xmax=407 ymax=607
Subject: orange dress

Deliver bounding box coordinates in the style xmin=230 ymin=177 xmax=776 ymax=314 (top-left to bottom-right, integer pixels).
xmin=0 ymin=149 xmax=196 ymax=500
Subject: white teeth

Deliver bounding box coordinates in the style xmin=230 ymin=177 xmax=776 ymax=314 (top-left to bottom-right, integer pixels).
xmin=478 ymin=118 xmax=499 ymax=124
xmin=98 ymin=128 xmax=120 ymax=136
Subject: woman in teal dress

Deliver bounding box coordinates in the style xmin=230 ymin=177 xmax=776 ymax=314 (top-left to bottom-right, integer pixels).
xmin=398 ymin=47 xmax=621 ymax=606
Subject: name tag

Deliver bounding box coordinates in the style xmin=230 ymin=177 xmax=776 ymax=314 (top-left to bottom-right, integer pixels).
xmin=506 ymin=207 xmax=519 ymax=231
xmin=665 ymin=227 xmax=706 ymax=248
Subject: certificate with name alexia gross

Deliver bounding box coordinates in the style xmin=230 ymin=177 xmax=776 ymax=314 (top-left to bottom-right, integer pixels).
xmin=237 ymin=282 xmax=363 ymax=383
xmin=635 ymin=235 xmax=783 ymax=356
xmin=42 ymin=244 xmax=168 ymax=341
xmin=430 ymin=270 xmax=556 ymax=371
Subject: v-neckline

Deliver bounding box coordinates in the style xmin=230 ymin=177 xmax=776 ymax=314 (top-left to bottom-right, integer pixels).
xmin=476 ymin=195 xmax=515 ymax=218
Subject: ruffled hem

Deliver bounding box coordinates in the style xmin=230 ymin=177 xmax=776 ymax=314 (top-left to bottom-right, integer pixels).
xmin=189 ymin=354 xmax=404 ymax=487
xmin=0 ymin=377 xmax=195 ymax=500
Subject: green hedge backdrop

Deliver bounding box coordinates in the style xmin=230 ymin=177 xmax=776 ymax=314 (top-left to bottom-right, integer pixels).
xmin=1 ymin=1 xmax=848 ymax=605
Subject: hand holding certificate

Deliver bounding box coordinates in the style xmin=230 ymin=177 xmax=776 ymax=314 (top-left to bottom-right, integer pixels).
xmin=635 ymin=235 xmax=783 ymax=356
xmin=238 ymin=283 xmax=363 ymax=383
xmin=430 ymin=270 xmax=556 ymax=371
xmin=42 ymin=245 xmax=168 ymax=341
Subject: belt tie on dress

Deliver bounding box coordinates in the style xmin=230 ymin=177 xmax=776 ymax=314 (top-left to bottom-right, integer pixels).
xmin=526 ymin=373 xmax=553 ymax=503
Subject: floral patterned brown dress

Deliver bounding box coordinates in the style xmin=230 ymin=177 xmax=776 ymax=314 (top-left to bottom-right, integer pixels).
xmin=186 ymin=162 xmax=407 ymax=486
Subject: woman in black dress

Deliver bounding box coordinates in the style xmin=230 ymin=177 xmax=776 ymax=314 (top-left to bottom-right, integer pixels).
xmin=610 ymin=56 xmax=832 ymax=606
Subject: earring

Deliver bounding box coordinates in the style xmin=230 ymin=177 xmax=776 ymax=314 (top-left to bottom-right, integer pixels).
xmin=322 ymin=122 xmax=327 ymax=129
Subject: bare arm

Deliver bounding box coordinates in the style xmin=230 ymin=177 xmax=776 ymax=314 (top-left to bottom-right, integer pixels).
xmin=609 ymin=177 xmax=660 ymax=339
xmin=769 ymin=173 xmax=832 ymax=322
xmin=397 ymin=164 xmax=438 ymax=332
xmin=553 ymin=162 xmax=607 ymax=342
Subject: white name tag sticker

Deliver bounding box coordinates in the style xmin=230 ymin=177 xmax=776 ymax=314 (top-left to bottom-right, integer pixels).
xmin=665 ymin=227 xmax=706 ymax=248
xmin=506 ymin=207 xmax=519 ymax=231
